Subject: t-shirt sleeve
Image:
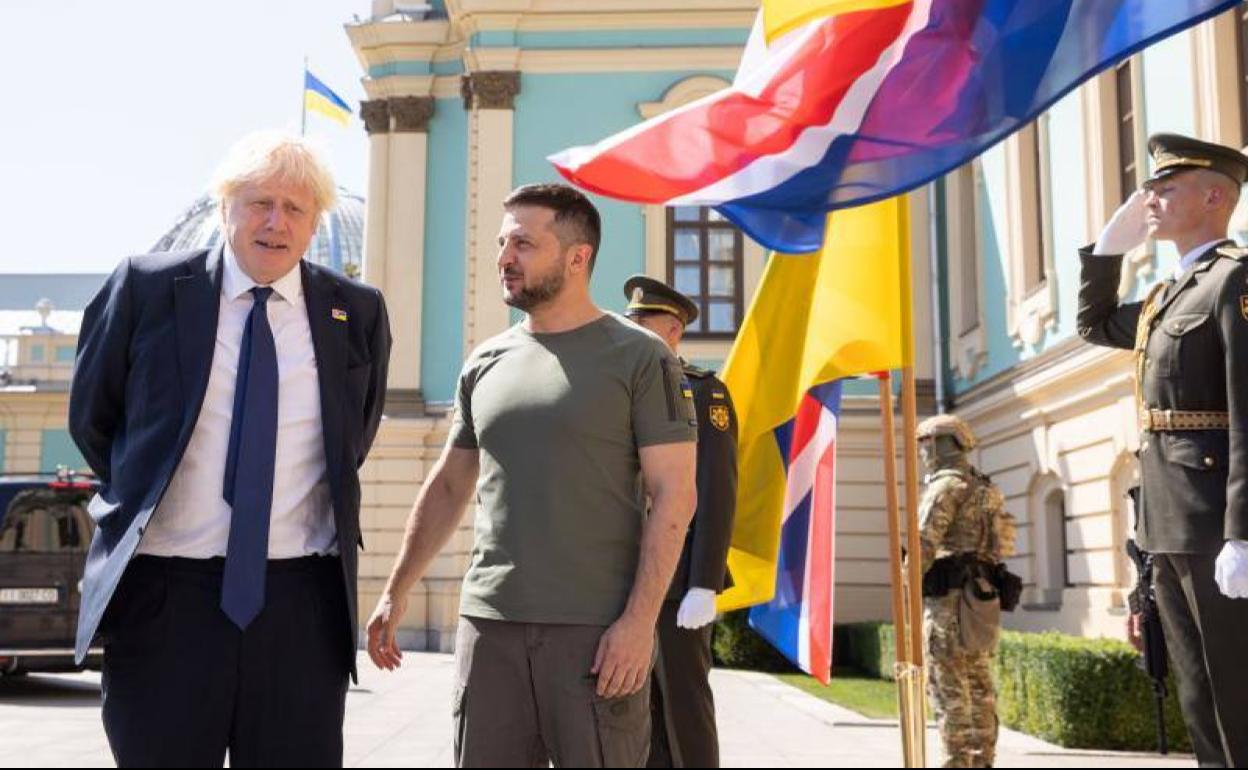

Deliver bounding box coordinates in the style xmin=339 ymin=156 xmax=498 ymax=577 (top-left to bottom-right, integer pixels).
xmin=449 ymin=361 xmax=479 ymax=449
xmin=632 ymin=341 xmax=698 ymax=447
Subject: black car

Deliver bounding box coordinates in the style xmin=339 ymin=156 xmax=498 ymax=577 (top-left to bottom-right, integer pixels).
xmin=0 ymin=470 xmax=101 ymax=675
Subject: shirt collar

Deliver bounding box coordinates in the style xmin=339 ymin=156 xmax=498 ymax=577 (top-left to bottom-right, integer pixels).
xmin=222 ymin=241 xmax=303 ymax=303
xmin=1173 ymin=238 xmax=1228 ymax=280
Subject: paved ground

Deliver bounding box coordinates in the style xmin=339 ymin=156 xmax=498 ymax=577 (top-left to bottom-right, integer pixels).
xmin=0 ymin=652 xmax=1194 ymax=767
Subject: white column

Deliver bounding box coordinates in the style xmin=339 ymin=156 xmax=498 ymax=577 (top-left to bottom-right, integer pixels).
xmin=360 ymin=100 xmax=391 ymax=293
xmin=385 ymin=96 xmax=434 ymax=404
xmin=462 ymin=71 xmax=520 ymax=351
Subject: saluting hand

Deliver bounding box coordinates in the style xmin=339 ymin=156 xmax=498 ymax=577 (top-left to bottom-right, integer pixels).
xmin=366 ymin=592 xmax=408 ymax=671
xmin=1093 ymin=189 xmax=1149 ymax=256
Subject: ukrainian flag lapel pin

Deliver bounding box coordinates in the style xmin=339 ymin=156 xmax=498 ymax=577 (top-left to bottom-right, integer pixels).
xmin=332 ymin=307 xmax=349 ymax=323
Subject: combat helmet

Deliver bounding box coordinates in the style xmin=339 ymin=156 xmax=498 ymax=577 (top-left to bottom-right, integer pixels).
xmin=915 ymin=414 xmax=977 ymax=451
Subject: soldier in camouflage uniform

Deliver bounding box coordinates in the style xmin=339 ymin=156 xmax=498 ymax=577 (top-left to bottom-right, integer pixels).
xmin=916 ymin=415 xmax=1016 ymax=769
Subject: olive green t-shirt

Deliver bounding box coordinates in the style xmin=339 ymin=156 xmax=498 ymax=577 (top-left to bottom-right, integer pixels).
xmin=450 ymin=313 xmax=698 ymax=625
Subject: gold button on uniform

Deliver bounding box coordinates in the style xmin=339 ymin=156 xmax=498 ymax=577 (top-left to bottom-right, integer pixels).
xmin=1204 ymin=456 xmax=1215 ymax=467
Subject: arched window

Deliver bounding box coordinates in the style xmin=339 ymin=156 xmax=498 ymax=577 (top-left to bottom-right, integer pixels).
xmin=1045 ymin=489 xmax=1071 ymax=590
xmin=1028 ymin=474 xmax=1069 ymax=608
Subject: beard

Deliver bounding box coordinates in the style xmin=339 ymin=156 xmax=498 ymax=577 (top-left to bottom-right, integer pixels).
xmin=502 ymin=259 xmax=566 ymax=312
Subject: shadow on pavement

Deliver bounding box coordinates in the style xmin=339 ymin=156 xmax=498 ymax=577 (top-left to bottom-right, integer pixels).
xmin=0 ymin=673 xmax=101 ymax=708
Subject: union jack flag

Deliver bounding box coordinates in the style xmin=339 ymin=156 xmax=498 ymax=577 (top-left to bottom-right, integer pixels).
xmin=551 ymin=0 xmax=1238 ymax=253
xmin=748 ymin=380 xmax=842 ymax=684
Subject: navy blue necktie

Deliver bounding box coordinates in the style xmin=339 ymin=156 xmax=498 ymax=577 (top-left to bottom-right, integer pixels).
xmin=221 ymin=286 xmax=279 ymax=630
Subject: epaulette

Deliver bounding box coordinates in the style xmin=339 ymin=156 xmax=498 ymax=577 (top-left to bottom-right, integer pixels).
xmin=682 ymin=362 xmax=716 ymax=379
xmin=1215 ymin=244 xmax=1248 ymax=261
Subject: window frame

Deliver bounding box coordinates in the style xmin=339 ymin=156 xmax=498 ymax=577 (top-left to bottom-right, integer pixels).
xmin=665 ymin=206 xmax=746 ymax=340
xmin=1002 ymin=118 xmax=1058 ymax=348
xmin=944 ymin=161 xmax=989 ymax=381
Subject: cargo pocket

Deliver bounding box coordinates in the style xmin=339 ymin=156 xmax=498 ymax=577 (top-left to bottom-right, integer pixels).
xmin=957 ymin=577 xmax=1000 ymax=655
xmin=1164 ymin=432 xmax=1227 ymax=472
xmin=1155 ymin=312 xmax=1210 ymax=377
xmin=1163 ymin=432 xmax=1229 ymax=517
xmin=591 ymin=687 xmax=651 ymax=768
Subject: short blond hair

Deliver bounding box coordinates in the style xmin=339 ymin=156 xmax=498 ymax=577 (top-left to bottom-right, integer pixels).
xmin=210 ymin=130 xmax=338 ymax=213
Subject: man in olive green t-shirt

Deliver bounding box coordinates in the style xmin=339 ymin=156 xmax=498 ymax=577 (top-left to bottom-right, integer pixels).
xmin=365 ymin=183 xmax=698 ymax=768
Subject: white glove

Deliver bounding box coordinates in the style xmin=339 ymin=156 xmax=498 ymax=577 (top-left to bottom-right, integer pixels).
xmin=676 ymin=588 xmax=718 ymax=629
xmin=1214 ymin=540 xmax=1248 ymax=599
xmin=1093 ymin=189 xmax=1149 ymax=255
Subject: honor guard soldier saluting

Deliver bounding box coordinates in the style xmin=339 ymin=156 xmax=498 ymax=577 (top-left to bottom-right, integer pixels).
xmin=1078 ymin=133 xmax=1248 ymax=767
xmin=916 ymin=415 xmax=1017 ymax=769
xmin=623 ymin=275 xmax=738 ymax=769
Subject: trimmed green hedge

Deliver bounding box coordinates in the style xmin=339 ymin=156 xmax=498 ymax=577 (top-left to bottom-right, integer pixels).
xmin=836 ymin=621 xmax=897 ymax=680
xmin=711 ymin=610 xmax=795 ymax=672
xmin=836 ymin=622 xmax=1190 ymax=753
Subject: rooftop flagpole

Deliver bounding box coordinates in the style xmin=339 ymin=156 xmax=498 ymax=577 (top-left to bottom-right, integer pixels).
xmin=300 ymin=56 xmax=308 ymax=137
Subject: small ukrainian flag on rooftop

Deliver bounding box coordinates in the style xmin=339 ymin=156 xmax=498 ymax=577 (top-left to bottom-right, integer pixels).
xmin=304 ymin=70 xmax=351 ymax=127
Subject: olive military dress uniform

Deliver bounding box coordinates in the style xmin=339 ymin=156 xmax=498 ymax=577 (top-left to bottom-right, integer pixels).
xmin=623 ymin=276 xmax=738 ymax=769
xmin=1076 ymin=134 xmax=1248 ymax=766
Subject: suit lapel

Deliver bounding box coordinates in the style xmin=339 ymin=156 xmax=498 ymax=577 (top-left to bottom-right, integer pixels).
xmin=174 ymin=245 xmax=223 ymax=432
xmin=301 ymin=261 xmax=348 ymax=490
xmin=1155 ymin=240 xmax=1232 ymax=317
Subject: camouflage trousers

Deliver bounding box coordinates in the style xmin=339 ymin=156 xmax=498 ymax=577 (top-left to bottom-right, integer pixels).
xmin=925 ymin=595 xmax=998 ymax=768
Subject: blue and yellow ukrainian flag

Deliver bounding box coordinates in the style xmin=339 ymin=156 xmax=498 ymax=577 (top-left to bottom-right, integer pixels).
xmin=304 ymin=71 xmax=352 ymax=127
xmin=717 ymin=198 xmax=911 ymax=614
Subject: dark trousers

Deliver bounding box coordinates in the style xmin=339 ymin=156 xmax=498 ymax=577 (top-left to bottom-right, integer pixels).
xmin=1153 ymin=553 xmax=1248 ymax=767
xmin=648 ymin=600 xmax=719 ymax=768
xmin=99 ymin=554 xmax=351 ymax=768
xmin=453 ymin=616 xmax=653 ymax=768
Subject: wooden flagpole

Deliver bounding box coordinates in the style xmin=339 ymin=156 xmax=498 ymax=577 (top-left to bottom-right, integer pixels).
xmin=899 ymin=185 xmax=929 ymax=764
xmin=901 ymin=366 xmax=927 ymax=765
xmin=890 ymin=194 xmax=928 ymax=767
xmin=877 ymin=372 xmax=919 ymax=765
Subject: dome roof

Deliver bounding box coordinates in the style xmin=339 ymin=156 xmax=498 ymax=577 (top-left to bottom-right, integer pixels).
xmin=151 ymin=188 xmax=365 ymax=277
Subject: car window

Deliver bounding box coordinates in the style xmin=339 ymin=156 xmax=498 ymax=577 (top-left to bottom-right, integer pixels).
xmin=0 ymin=491 xmax=92 ymax=554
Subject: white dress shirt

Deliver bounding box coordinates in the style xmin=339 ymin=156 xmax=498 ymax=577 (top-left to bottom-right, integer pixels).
xmin=138 ymin=245 xmax=337 ymax=558
xmin=1172 ymin=238 xmax=1228 ymax=280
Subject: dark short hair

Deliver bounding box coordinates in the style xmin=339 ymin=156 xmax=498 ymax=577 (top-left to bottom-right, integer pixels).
xmin=504 ymin=183 xmax=602 ymax=273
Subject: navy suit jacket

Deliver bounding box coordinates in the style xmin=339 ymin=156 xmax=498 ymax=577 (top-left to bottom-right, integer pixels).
xmin=69 ymin=245 xmax=391 ymax=671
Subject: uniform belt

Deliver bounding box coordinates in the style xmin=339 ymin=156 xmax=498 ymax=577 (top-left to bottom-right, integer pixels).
xmin=1139 ymin=409 xmax=1230 ymax=432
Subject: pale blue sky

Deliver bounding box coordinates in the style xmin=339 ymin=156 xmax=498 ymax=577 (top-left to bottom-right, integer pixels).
xmin=0 ymin=0 xmax=371 ymax=273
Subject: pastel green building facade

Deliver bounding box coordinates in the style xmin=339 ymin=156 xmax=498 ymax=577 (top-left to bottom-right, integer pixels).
xmin=345 ymin=1 xmax=1248 ymax=648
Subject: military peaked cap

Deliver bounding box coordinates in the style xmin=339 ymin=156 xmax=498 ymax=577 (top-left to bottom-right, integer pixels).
xmin=622 ymin=274 xmax=699 ymax=326
xmin=1147 ymin=133 xmax=1248 ymax=185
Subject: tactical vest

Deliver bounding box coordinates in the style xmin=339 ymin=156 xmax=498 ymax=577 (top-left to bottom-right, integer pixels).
xmin=929 ymin=467 xmax=1016 ymax=563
